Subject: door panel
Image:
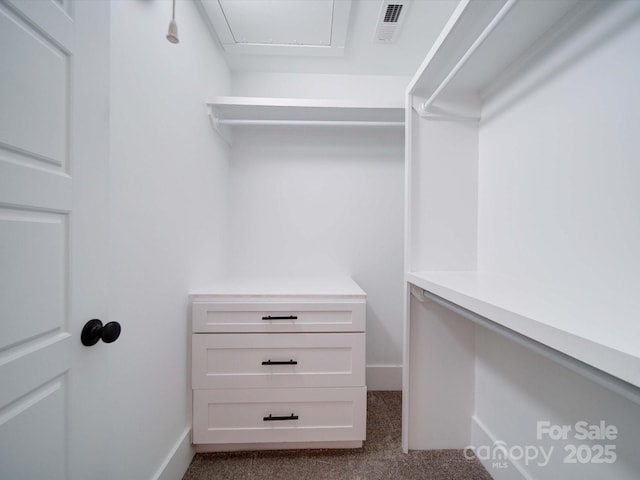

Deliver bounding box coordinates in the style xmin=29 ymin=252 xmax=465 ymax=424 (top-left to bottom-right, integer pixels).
xmin=0 ymin=1 xmax=110 ymax=478
xmin=0 ymin=377 xmax=67 ymax=480
xmin=0 ymin=209 xmax=66 ymax=351
xmin=0 ymin=1 xmax=69 ymax=164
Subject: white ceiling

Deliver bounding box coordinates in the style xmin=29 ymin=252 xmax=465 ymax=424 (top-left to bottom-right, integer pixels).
xmin=202 ymin=0 xmax=459 ymax=76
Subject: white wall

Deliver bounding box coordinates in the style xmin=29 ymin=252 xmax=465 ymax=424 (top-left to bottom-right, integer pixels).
xmin=109 ymin=1 xmax=229 ymax=478
xmin=227 ymin=73 xmax=407 ymax=390
xmin=409 ymin=115 xmax=478 ymax=272
xmin=472 ymin=4 xmax=640 ymax=479
xmin=227 ymin=125 xmax=405 ymax=389
xmin=231 ymin=72 xmax=410 ymax=102
xmin=478 ymin=2 xmax=640 ymax=305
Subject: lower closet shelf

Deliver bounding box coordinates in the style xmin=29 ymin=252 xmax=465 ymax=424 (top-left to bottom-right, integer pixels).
xmin=407 ymin=270 xmax=640 ymax=391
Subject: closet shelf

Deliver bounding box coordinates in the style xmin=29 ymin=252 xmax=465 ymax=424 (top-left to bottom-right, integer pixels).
xmin=408 ymin=0 xmax=604 ymax=119
xmin=407 ymin=271 xmax=640 ymax=390
xmin=206 ymin=96 xmax=404 ymax=144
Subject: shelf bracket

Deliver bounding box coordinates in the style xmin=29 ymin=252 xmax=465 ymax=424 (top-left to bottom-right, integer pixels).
xmin=412 ymin=97 xmax=480 ymax=123
xmin=410 ymin=285 xmax=432 ymax=303
xmin=206 ymin=104 xmax=232 ymax=146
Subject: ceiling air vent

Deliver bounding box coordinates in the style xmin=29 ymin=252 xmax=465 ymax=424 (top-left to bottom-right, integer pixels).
xmin=384 ymin=4 xmax=403 ymax=23
xmin=374 ymin=0 xmax=410 ymax=43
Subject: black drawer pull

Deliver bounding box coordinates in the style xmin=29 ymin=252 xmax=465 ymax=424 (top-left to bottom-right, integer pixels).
xmin=262 ymin=315 xmax=298 ymax=320
xmin=263 ymin=413 xmax=299 ymax=422
xmin=262 ymin=359 xmax=298 ymax=365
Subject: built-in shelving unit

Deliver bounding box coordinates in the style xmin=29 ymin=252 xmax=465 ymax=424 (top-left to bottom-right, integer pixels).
xmin=207 ymin=96 xmax=404 ymax=144
xmin=403 ymin=0 xmax=640 ymax=461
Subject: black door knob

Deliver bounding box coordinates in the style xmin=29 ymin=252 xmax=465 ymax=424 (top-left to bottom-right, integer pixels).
xmin=81 ymin=319 xmax=121 ymax=346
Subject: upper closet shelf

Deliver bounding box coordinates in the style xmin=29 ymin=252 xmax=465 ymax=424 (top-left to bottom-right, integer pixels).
xmin=206 ymin=96 xmax=405 ymax=144
xmin=407 ymin=0 xmax=605 ymax=119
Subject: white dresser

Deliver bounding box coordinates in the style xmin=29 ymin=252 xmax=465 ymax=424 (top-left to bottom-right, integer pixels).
xmin=190 ymin=277 xmax=367 ymax=451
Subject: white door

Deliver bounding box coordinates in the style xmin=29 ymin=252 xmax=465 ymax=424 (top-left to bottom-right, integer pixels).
xmin=0 ymin=1 xmax=111 ymax=479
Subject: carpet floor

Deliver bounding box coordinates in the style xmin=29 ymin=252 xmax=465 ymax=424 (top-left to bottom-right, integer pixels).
xmin=182 ymin=391 xmax=492 ymax=479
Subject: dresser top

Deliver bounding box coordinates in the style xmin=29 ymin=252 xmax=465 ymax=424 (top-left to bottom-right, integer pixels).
xmin=190 ymin=276 xmax=366 ymax=301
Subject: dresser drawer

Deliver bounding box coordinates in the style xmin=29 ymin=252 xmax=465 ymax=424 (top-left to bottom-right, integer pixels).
xmin=191 ymin=301 xmax=366 ymax=333
xmin=192 ymin=387 xmax=366 ymax=445
xmin=192 ymin=333 xmax=365 ymax=389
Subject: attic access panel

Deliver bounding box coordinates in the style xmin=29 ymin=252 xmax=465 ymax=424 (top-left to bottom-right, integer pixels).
xmin=201 ymin=0 xmax=353 ymax=56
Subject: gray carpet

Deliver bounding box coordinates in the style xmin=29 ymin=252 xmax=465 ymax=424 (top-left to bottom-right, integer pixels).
xmin=182 ymin=391 xmax=492 ymax=479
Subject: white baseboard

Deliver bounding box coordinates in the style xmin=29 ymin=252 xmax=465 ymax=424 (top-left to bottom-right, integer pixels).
xmin=470 ymin=416 xmax=530 ymax=480
xmin=152 ymin=427 xmax=195 ymax=480
xmin=366 ymin=364 xmax=402 ymax=391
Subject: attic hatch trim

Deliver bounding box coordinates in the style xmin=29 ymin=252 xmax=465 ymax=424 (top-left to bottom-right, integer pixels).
xmin=198 ymin=0 xmax=353 ymax=57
